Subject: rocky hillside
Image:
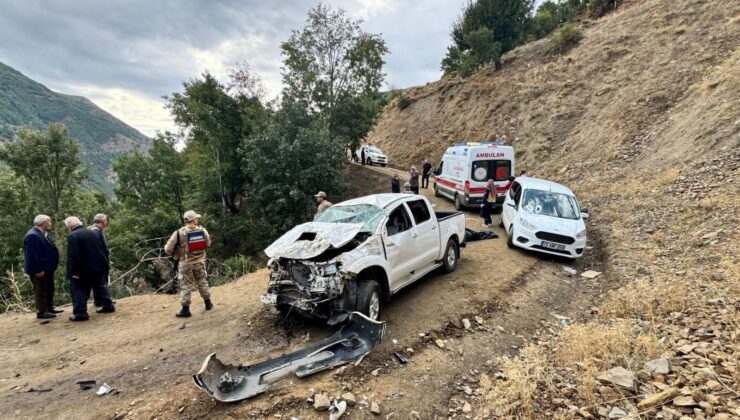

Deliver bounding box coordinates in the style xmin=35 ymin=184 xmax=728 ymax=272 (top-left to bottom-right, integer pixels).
xmin=0 ymin=61 xmax=150 ymax=190
xmin=368 ymin=0 xmax=739 ymax=417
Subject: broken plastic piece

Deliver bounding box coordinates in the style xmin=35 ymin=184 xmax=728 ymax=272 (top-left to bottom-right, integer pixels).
xmin=393 ymin=351 xmax=409 ymax=364
xmin=193 ymin=312 xmax=385 ymax=402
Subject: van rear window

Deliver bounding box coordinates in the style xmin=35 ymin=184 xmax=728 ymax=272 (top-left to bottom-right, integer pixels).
xmin=471 ymin=160 xmax=511 ymax=182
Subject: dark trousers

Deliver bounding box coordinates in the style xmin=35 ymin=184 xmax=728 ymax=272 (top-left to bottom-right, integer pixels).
xmin=30 ymin=272 xmax=55 ymax=313
xmin=422 ymin=173 xmax=430 ymax=188
xmin=70 ymin=276 xmax=93 ymax=316
xmin=480 ymin=203 xmax=493 ymax=225
xmin=411 ymin=186 xmax=419 ymax=194
xmin=92 ymin=273 xmax=114 ymax=309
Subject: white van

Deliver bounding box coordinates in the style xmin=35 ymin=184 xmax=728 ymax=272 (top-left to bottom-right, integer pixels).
xmin=433 ymin=141 xmax=516 ymax=210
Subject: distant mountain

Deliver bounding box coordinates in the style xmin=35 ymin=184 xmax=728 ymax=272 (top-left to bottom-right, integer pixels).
xmin=0 ymin=61 xmax=150 ymax=191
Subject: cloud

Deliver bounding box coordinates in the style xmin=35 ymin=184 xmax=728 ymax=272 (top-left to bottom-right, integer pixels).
xmin=0 ymin=0 xmax=466 ymax=135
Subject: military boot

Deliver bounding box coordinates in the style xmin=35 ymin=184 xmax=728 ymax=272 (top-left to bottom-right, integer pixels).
xmin=175 ymin=305 xmax=191 ymax=318
xmin=204 ymin=299 xmax=213 ymax=310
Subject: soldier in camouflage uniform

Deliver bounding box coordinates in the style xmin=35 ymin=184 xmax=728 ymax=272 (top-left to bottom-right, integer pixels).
xmin=165 ymin=210 xmax=212 ymax=318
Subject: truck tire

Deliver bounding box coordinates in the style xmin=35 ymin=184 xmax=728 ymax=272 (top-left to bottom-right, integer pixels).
xmin=442 ymin=239 xmax=459 ymax=273
xmin=454 ymin=194 xmax=464 ymax=211
xmin=356 ymin=280 xmax=381 ymax=320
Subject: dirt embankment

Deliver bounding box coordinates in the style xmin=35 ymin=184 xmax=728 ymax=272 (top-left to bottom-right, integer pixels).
xmin=364 ymin=0 xmax=739 ymax=417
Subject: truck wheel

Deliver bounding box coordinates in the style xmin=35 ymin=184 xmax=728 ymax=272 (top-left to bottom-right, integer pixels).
xmin=356 ymin=280 xmax=381 ymax=320
xmin=442 ymin=239 xmax=459 ymax=273
xmin=454 ymin=194 xmax=464 ymax=211
xmin=506 ymin=225 xmax=514 ymax=248
xmin=434 ymin=184 xmax=441 ymax=197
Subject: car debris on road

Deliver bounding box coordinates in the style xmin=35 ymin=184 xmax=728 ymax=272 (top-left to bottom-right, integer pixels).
xmin=192 ymin=312 xmax=385 ymax=402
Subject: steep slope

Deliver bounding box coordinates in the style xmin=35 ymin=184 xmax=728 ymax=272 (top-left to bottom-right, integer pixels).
xmin=366 ymin=0 xmax=739 ymax=417
xmin=0 ymin=61 xmax=150 ymax=190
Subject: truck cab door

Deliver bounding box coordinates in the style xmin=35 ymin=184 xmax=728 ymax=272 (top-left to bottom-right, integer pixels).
xmin=383 ymin=205 xmax=415 ymax=290
xmin=405 ymin=199 xmax=439 ymax=267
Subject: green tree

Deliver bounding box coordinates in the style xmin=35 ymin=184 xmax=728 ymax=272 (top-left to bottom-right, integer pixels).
xmin=0 ymin=123 xmax=88 ymax=216
xmin=280 ymin=3 xmax=388 ymax=150
xmin=243 ymin=104 xmax=346 ymax=249
xmin=165 ymin=73 xmax=260 ymax=214
xmin=442 ymin=0 xmax=534 ymax=75
xmin=113 ymin=133 xmax=190 ymax=219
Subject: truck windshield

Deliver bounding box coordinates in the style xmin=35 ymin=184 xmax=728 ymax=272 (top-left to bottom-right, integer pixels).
xmin=315 ymin=204 xmax=385 ymax=232
xmin=521 ymin=189 xmax=581 ymax=220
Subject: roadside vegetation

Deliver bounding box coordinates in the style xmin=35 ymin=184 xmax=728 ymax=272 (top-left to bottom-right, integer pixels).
xmin=441 ymin=0 xmax=623 ymax=76
xmin=0 ymin=3 xmax=389 ymax=313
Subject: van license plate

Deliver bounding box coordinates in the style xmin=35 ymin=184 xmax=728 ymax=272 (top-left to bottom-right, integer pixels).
xmin=541 ymin=241 xmax=565 ymax=251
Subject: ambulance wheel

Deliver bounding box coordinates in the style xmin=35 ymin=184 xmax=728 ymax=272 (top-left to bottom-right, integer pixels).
xmin=434 ymin=184 xmax=441 ymax=197
xmin=498 ymin=217 xmax=504 ymax=228
xmin=454 ymin=194 xmax=464 ymax=211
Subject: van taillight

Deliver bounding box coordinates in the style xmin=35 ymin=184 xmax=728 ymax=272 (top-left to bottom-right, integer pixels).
xmin=464 ymin=180 xmax=470 ymax=195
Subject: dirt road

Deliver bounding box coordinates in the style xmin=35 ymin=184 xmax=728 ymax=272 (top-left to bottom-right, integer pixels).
xmin=0 ymin=165 xmax=610 ymax=419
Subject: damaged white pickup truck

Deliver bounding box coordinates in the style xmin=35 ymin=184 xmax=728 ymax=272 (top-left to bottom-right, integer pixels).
xmin=262 ymin=194 xmax=466 ymax=323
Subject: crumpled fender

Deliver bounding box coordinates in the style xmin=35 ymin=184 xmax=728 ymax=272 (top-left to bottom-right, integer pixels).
xmin=192 ymin=312 xmax=385 ymax=403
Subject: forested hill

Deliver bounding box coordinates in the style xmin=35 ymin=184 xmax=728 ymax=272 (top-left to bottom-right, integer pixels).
xmin=0 ymin=61 xmax=150 ymax=190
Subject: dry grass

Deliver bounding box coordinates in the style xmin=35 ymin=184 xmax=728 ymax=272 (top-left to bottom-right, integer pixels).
xmin=481 ymin=345 xmax=550 ymax=418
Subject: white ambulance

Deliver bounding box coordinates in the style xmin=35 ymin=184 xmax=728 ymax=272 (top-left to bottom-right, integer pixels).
xmin=433 ymin=141 xmax=516 ymax=210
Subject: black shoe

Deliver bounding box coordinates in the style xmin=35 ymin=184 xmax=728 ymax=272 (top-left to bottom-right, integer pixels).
xmin=69 ymin=314 xmax=89 ymax=322
xmin=96 ymin=306 xmax=115 ymax=313
xmin=204 ymin=299 xmax=213 ymax=311
xmin=175 ymin=306 xmax=191 ymax=318
xmin=49 ymin=308 xmax=64 ymax=314
xmin=36 ymin=312 xmax=56 ymax=319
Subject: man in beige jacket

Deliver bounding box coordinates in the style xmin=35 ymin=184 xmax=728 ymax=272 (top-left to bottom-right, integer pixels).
xmin=165 ymin=210 xmax=212 ymax=318
xmin=313 ymin=191 xmax=333 ymax=221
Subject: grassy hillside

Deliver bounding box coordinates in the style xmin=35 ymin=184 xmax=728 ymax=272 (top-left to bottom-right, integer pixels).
xmin=0 ymin=61 xmax=150 ymax=190
xmin=367 ymin=0 xmax=739 ymax=417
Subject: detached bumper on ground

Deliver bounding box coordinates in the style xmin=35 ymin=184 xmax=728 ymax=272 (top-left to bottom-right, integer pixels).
xmin=192 ymin=312 xmax=385 ymax=403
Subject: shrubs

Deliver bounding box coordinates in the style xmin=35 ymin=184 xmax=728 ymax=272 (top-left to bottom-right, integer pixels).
xmin=544 ymin=24 xmax=584 ymax=54
xmin=389 ymin=89 xmax=412 ymax=110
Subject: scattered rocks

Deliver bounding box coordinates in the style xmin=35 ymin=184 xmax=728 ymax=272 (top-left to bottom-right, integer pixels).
xmin=607 ymin=406 xmax=627 ymax=418
xmin=637 ymin=388 xmax=680 ymax=410
xmin=672 ymin=395 xmax=698 ymax=407
xmin=314 ymin=393 xmax=331 ymax=411
xmin=341 ymin=392 xmax=356 ymax=407
xmin=461 ymin=318 xmax=471 ymax=330
xmin=597 ymin=366 xmax=635 ymax=389
xmin=370 ymin=401 xmax=381 ymax=415
xmin=644 ymin=358 xmax=670 ymax=374
xmin=461 ymin=402 xmax=472 ymax=413
xmin=435 ymin=339 xmax=445 ymax=349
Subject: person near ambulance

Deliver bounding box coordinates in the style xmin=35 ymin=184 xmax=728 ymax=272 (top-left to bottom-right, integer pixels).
xmin=165 ymin=210 xmax=213 ymax=318
xmin=313 ymin=191 xmax=333 ymax=221
xmin=480 ymin=179 xmax=496 ymax=227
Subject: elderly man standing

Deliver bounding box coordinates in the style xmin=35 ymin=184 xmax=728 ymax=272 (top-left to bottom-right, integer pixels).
xmin=88 ymin=214 xmax=114 ymax=312
xmin=66 ymin=216 xmax=113 ymax=321
xmin=165 ymin=210 xmax=212 ymax=318
xmin=23 ymin=215 xmax=61 ymax=319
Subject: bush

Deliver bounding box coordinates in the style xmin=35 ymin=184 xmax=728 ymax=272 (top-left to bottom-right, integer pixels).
xmin=397 ymin=93 xmax=412 ymax=110
xmin=222 ymin=255 xmax=260 ymax=281
xmin=544 ymin=24 xmax=583 ymax=54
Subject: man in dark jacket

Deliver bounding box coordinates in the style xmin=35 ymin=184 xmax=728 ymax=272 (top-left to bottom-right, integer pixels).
xmin=23 ymin=215 xmax=61 ymax=319
xmin=421 ymin=159 xmax=433 ymax=189
xmin=88 ymin=213 xmax=113 ymax=310
xmin=66 ymin=216 xmax=115 ymax=321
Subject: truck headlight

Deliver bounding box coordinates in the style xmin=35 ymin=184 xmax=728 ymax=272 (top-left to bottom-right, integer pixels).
xmin=576 ymin=229 xmax=587 ymax=239
xmin=519 ymin=217 xmax=537 ymax=231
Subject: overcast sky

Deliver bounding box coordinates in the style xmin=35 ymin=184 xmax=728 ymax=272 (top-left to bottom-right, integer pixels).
xmin=0 ymin=0 xmax=472 ymax=137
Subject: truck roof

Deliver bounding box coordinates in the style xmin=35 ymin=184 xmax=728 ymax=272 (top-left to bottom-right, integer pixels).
xmin=337 ymin=193 xmax=418 ymax=209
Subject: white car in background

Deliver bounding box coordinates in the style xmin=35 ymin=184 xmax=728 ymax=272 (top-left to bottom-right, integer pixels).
xmin=500 ymin=177 xmax=589 ymax=259
xmin=356 ymin=145 xmax=388 ymax=167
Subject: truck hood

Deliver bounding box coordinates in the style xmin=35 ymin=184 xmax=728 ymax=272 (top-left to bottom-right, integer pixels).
xmin=264 ymin=222 xmax=365 ymax=259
